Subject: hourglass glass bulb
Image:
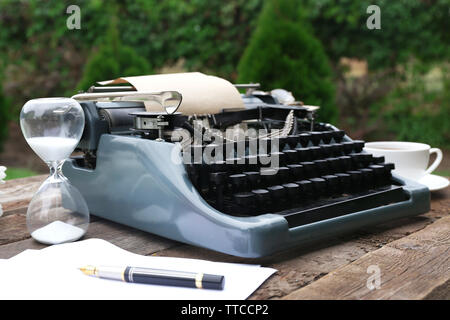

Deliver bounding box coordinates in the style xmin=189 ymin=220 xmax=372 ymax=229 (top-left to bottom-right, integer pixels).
xmin=20 ymin=98 xmax=90 ymax=244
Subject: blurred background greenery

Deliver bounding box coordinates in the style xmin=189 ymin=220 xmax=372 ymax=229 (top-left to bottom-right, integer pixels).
xmin=0 ymin=0 xmax=449 ymax=179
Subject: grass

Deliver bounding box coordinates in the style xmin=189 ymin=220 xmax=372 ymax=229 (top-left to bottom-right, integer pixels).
xmin=4 ymin=167 xmax=39 ymax=180
xmin=435 ymin=169 xmax=450 ymax=178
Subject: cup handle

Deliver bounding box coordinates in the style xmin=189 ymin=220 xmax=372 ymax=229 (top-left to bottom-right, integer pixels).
xmin=425 ymin=148 xmax=443 ymax=175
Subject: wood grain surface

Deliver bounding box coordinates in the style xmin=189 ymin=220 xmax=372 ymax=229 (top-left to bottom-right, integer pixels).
xmin=0 ymin=175 xmax=449 ymax=299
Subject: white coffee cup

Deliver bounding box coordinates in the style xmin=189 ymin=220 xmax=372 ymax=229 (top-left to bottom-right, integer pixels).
xmin=364 ymin=141 xmax=443 ymax=181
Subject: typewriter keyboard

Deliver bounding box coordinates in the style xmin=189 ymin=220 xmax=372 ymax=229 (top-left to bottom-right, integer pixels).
xmin=183 ymin=126 xmax=408 ymax=227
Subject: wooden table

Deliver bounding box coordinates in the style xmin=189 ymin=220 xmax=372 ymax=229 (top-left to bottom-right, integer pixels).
xmin=1 ymin=175 xmax=449 ymax=299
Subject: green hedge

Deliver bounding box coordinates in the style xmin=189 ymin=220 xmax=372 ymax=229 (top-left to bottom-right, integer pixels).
xmin=76 ymin=13 xmax=152 ymax=91
xmin=0 ymin=82 xmax=9 ymax=152
xmin=238 ymin=0 xmax=336 ymax=123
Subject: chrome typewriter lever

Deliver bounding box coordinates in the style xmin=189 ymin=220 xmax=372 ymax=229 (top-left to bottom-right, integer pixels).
xmin=72 ymin=90 xmax=182 ymax=115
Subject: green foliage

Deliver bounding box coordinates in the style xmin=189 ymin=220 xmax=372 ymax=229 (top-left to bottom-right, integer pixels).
xmin=4 ymin=167 xmax=38 ymax=180
xmin=374 ymin=63 xmax=450 ymax=148
xmin=301 ymin=0 xmax=450 ymax=69
xmin=0 ymin=82 xmax=10 ymax=152
xmin=238 ymin=0 xmax=337 ymax=123
xmin=76 ymin=14 xmax=152 ymax=91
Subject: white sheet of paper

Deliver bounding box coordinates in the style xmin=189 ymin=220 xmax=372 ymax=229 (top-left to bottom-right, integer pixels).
xmin=97 ymin=72 xmax=245 ymax=115
xmin=0 ymin=239 xmax=276 ymax=300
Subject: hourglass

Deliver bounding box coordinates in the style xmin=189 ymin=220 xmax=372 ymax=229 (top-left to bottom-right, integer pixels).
xmin=20 ymin=98 xmax=89 ymax=245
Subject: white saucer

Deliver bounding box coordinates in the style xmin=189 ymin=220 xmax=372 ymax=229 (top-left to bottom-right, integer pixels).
xmin=417 ymin=174 xmax=449 ymax=192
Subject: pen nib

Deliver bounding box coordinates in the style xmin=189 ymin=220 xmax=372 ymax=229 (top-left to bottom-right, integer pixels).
xmin=79 ymin=265 xmax=97 ymax=276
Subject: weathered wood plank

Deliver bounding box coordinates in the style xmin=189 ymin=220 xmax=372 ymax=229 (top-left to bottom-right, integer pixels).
xmin=282 ymin=215 xmax=450 ymax=300
xmin=154 ymin=188 xmax=449 ymax=299
xmin=0 ymin=214 xmax=30 ymax=246
xmin=0 ymin=175 xmax=45 ymax=213
xmin=0 ymin=176 xmax=448 ymax=300
xmin=0 ymin=217 xmax=180 ymax=259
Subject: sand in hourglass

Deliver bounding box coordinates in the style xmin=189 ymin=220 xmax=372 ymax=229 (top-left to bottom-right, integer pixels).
xmin=26 ymin=137 xmax=79 ymax=161
xmin=28 ymin=194 xmax=87 ymax=244
xmin=31 ymin=221 xmax=86 ymax=244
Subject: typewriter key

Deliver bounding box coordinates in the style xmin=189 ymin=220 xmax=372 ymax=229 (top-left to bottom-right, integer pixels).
xmin=309 ymin=178 xmax=326 ymax=198
xmin=314 ymin=159 xmax=329 ymax=176
xmin=277 ymin=167 xmax=290 ymax=184
xmin=334 ymin=173 xmax=351 ymax=194
xmin=360 ymin=168 xmax=375 ymax=189
xmin=298 ymin=133 xmax=311 ymax=147
xmin=322 ymin=175 xmax=340 ymax=196
xmin=284 ymin=149 xmax=299 ymax=163
xmin=282 ymin=183 xmax=300 ymax=204
xmin=233 ymin=192 xmax=256 ymax=215
xmin=321 ymin=131 xmax=334 ymax=144
xmin=347 ymin=170 xmax=363 ymax=192
xmin=295 ymin=148 xmax=310 ymax=162
xmin=310 ymin=132 xmax=324 ymax=145
xmin=267 ymin=185 xmax=287 ymax=206
xmin=352 ymin=140 xmax=365 ymax=153
xmin=229 ymin=174 xmax=247 ymax=192
xmin=331 ymin=130 xmax=345 ymax=143
xmin=342 ymin=142 xmax=354 ymax=154
xmin=252 ymin=189 xmax=271 ymax=212
xmin=300 ymin=162 xmax=317 ymax=179
xmin=368 ymin=165 xmax=385 ymax=187
xmin=296 ymin=180 xmax=314 ymax=199
xmin=286 ymin=164 xmax=304 ymax=180
xmin=244 ymin=171 xmax=261 ymax=190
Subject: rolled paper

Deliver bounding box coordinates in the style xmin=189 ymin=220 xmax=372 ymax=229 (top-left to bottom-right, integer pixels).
xmin=97 ymin=72 xmax=245 ymax=115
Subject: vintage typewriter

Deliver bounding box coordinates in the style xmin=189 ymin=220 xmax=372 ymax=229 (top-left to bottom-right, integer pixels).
xmin=65 ymin=81 xmax=429 ymax=258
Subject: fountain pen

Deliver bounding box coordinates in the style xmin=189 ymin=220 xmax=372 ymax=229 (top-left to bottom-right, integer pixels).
xmin=79 ymin=265 xmax=225 ymax=290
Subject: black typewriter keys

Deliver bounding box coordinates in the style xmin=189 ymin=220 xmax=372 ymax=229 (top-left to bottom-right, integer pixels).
xmin=347 ymin=170 xmax=363 ymax=192
xmin=335 ymin=173 xmax=351 ymax=193
xmin=295 ymin=148 xmax=310 ymax=162
xmin=210 ymin=172 xmax=227 ymax=210
xmin=368 ymin=165 xmax=385 ymax=187
xmin=309 ymin=132 xmax=323 ymax=145
xmin=314 ymin=159 xmax=329 ymax=176
xmin=352 ymin=140 xmax=365 ymax=153
xmin=270 ymin=151 xmax=286 ymax=166
xmin=298 ymin=133 xmax=311 ymax=147
xmin=360 ymin=168 xmax=375 ymax=189
xmin=229 ymin=174 xmax=247 ymax=192
xmin=284 ymin=149 xmax=298 ymax=163
xmin=297 ymin=180 xmax=313 ymax=199
xmin=342 ymin=142 xmax=354 ymax=154
xmin=277 ymin=167 xmax=290 ymax=184
xmin=282 ymin=183 xmax=300 ymax=204
xmin=244 ymin=171 xmax=261 ymax=190
xmin=309 ymin=146 xmax=321 ymax=160
xmin=300 ymin=161 xmax=317 ymax=178
xmin=286 ymin=135 xmax=300 ymax=149
xmin=322 ymin=175 xmax=340 ymax=196
xmin=372 ymin=156 xmax=385 ymax=164
xmin=338 ymin=156 xmax=352 ymax=171
xmin=321 ymin=131 xmax=334 ymax=144
xmin=181 ymin=116 xmax=406 ymax=220
xmin=309 ymin=178 xmax=326 ymax=198
xmin=331 ymin=130 xmax=345 ymax=143
xmin=252 ymin=189 xmax=271 ymax=212
xmin=286 ymin=164 xmax=304 ymax=180
xmin=267 ymin=185 xmax=287 ymax=205
xmin=233 ymin=192 xmax=256 ymax=215
xmin=320 ymin=145 xmax=334 ymax=158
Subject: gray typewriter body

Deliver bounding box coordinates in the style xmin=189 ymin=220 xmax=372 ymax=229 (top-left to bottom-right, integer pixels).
xmin=64 ymin=93 xmax=430 ymax=258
